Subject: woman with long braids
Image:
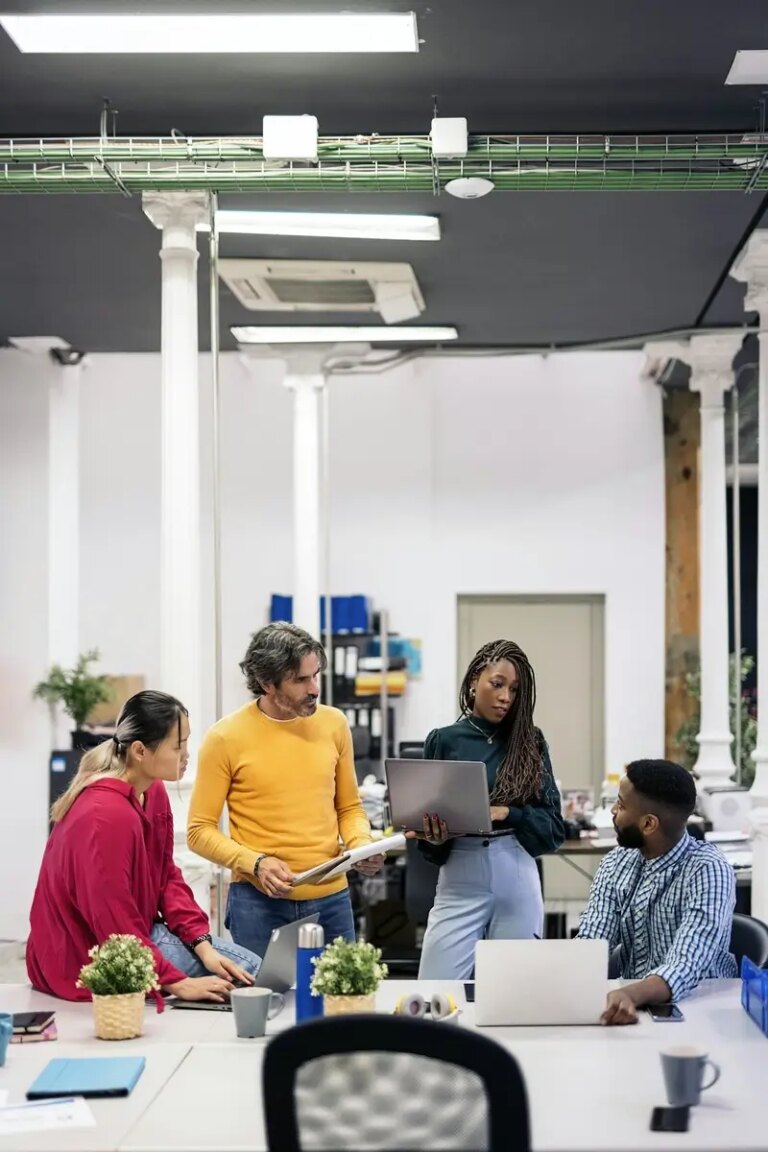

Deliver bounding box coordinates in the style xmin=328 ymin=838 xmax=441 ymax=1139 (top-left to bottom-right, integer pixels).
xmin=411 ymin=639 xmax=564 ymax=979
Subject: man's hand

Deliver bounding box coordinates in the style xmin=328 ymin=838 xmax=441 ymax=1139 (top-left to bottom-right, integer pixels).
xmin=404 ymin=813 xmax=453 ymax=845
xmin=354 ymin=853 xmax=386 ymax=876
xmin=255 ymin=855 xmax=295 ymax=898
xmin=601 ymin=989 xmax=639 ymax=1026
xmin=194 ymin=941 xmax=255 ymax=985
xmin=165 ymin=975 xmax=235 ymax=1003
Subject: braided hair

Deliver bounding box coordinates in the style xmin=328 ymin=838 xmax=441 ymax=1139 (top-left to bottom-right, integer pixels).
xmin=458 ymin=639 xmax=542 ymax=805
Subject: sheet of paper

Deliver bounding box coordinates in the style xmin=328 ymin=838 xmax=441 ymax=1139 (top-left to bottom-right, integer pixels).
xmin=0 ymin=1096 xmax=95 ymax=1135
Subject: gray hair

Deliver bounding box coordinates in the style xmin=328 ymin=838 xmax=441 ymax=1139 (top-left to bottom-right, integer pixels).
xmin=240 ymin=622 xmax=327 ymax=697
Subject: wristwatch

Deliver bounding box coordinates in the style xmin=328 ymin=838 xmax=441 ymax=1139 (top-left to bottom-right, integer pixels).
xmin=253 ymin=854 xmax=268 ymax=877
xmin=187 ymin=933 xmax=212 ymax=952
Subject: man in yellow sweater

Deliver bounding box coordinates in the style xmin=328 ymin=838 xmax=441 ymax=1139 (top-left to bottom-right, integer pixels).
xmin=188 ymin=622 xmax=383 ymax=959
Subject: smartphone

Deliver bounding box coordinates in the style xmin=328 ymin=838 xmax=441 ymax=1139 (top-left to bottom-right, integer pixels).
xmin=650 ymin=1106 xmax=689 ymax=1133
xmin=463 ymin=982 xmax=475 ymax=1003
xmin=12 ymin=1011 xmax=56 ymax=1034
xmin=645 ymin=1003 xmax=684 ymax=1022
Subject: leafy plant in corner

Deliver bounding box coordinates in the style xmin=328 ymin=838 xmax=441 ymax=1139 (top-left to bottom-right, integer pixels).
xmin=675 ymin=650 xmax=757 ymax=789
xmin=310 ymin=937 xmax=388 ymax=998
xmin=33 ymin=648 xmax=111 ymax=730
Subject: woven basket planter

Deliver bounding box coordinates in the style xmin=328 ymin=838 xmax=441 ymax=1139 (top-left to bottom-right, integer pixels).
xmin=323 ymin=993 xmax=376 ymax=1016
xmin=92 ymin=991 xmax=145 ymax=1040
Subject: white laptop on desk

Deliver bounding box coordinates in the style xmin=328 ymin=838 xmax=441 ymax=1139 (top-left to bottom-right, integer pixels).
xmin=474 ymin=939 xmax=608 ymax=1026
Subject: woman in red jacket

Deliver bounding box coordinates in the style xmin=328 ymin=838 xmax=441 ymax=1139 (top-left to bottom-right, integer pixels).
xmin=28 ymin=690 xmax=261 ymax=1002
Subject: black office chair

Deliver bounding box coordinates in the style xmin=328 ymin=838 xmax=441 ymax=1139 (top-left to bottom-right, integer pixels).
xmin=263 ymin=1014 xmax=530 ymax=1152
xmin=607 ymin=912 xmax=768 ymax=978
xmin=729 ymin=913 xmax=768 ymax=969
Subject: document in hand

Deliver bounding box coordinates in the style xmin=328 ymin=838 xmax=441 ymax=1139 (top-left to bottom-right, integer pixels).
xmin=291 ymin=833 xmax=406 ymax=886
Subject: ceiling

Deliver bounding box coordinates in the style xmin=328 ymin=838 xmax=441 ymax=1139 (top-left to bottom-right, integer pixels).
xmin=2 ymin=0 xmax=768 ymax=352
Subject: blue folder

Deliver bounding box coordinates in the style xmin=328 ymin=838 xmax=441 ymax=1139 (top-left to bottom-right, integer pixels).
xmin=26 ymin=1056 xmax=146 ymax=1099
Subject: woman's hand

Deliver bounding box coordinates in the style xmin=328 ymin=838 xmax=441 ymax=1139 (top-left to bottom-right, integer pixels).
xmin=194 ymin=942 xmax=255 ymax=986
xmin=165 ymin=975 xmax=235 ymax=1003
xmin=490 ymin=805 xmax=509 ymax=823
xmin=405 ymin=813 xmax=452 ymax=845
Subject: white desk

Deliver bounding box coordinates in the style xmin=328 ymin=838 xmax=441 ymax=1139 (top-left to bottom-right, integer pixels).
xmin=1 ymin=980 xmax=766 ymax=1152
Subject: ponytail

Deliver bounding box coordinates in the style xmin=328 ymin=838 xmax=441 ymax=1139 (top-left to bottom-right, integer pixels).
xmin=50 ymin=738 xmax=126 ymax=823
xmin=50 ymin=689 xmax=188 ymax=824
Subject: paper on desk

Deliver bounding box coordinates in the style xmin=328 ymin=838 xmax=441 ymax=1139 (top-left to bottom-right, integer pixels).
xmin=292 ymin=833 xmax=406 ymax=886
xmin=0 ymin=1096 xmax=95 ymax=1135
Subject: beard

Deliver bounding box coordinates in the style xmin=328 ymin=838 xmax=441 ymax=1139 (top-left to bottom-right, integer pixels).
xmin=615 ymin=823 xmax=645 ymax=850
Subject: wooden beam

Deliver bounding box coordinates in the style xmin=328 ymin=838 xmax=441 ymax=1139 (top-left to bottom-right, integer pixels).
xmin=664 ymin=388 xmax=700 ymax=761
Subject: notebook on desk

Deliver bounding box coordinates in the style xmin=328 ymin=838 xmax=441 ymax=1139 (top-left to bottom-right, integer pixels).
xmin=26 ymin=1057 xmax=145 ymax=1099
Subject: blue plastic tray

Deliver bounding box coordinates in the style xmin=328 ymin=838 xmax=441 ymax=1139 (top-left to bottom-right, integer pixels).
xmin=741 ymin=956 xmax=768 ymax=1037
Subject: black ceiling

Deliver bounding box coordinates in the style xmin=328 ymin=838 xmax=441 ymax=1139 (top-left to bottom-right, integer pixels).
xmin=2 ymin=0 xmax=768 ymax=352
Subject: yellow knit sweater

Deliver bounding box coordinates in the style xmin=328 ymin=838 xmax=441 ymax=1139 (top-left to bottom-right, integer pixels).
xmin=188 ymin=702 xmax=372 ymax=901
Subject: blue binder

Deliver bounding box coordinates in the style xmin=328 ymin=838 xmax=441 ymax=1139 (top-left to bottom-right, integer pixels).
xmin=26 ymin=1056 xmax=146 ymax=1099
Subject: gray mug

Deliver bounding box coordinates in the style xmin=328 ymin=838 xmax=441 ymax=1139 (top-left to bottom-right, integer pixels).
xmin=661 ymin=1046 xmax=721 ymax=1107
xmin=231 ymin=987 xmax=285 ymax=1038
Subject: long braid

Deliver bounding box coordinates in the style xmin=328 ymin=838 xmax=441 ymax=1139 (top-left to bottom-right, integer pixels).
xmin=458 ymin=639 xmax=542 ymax=805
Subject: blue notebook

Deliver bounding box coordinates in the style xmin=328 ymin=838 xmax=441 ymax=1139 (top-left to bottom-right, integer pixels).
xmin=26 ymin=1056 xmax=146 ymax=1099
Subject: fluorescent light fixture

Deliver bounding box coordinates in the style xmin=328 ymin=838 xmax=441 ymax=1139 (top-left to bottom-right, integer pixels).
xmin=199 ymin=210 xmax=441 ymax=242
xmin=232 ymin=325 xmax=458 ymax=344
xmin=0 ymin=12 xmax=419 ymax=53
xmin=725 ymin=51 xmax=768 ymax=85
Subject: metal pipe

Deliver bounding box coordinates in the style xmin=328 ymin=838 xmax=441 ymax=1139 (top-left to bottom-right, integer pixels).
xmin=732 ymin=384 xmax=743 ymax=785
xmin=379 ymin=609 xmax=389 ymax=776
xmin=208 ymin=190 xmax=225 ymax=933
xmin=321 ymin=382 xmax=333 ymax=706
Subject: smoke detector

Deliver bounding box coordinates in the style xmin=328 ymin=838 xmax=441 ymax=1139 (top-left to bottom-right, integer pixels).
xmin=444 ymin=177 xmax=495 ymax=199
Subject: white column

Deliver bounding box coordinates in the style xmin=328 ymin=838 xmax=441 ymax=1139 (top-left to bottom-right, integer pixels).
xmin=48 ymin=357 xmax=83 ymax=748
xmin=731 ymin=233 xmax=768 ymax=806
xmin=687 ymin=335 xmax=743 ymax=788
xmin=143 ymin=192 xmax=211 ymax=911
xmin=282 ymin=356 xmax=325 ymax=639
xmin=645 ymin=336 xmax=742 ymax=790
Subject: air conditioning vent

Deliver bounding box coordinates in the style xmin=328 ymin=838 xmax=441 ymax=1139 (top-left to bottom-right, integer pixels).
xmin=218 ymin=259 xmax=424 ymax=322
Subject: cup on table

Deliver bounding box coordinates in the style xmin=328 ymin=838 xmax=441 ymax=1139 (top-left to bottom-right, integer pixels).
xmin=661 ymin=1046 xmax=720 ymax=1107
xmin=231 ymin=987 xmax=284 ymax=1038
xmin=0 ymin=1013 xmax=12 ymax=1067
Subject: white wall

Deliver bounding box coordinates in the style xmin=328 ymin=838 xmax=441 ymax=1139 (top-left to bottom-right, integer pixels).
xmin=0 ymin=347 xmax=665 ymax=939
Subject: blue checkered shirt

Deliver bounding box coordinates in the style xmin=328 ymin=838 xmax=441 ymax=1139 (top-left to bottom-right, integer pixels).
xmin=577 ymin=834 xmax=737 ymax=1000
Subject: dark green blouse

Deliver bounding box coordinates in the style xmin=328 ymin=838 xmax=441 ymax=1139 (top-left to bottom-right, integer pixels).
xmin=418 ymin=716 xmax=564 ymax=864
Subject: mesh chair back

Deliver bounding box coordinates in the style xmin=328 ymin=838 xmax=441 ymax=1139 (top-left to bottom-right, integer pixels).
xmin=263 ymin=1014 xmax=529 ymax=1152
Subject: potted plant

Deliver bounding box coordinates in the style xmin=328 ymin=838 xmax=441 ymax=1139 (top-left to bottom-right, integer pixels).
xmin=310 ymin=937 xmax=388 ymax=1016
xmin=33 ymin=649 xmax=112 ymax=750
xmin=77 ymin=934 xmax=159 ymax=1040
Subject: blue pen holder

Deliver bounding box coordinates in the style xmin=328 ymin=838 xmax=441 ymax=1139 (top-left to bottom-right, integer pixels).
xmin=0 ymin=1012 xmax=12 ymax=1067
xmin=741 ymin=956 xmax=768 ymax=1037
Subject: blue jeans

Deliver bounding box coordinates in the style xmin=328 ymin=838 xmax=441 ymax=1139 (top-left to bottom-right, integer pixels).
xmin=418 ymin=835 xmax=544 ymax=979
xmin=150 ymin=923 xmax=262 ymax=979
xmin=227 ymin=882 xmax=356 ymax=959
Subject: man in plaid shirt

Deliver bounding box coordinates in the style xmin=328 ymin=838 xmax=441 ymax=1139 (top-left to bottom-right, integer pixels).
xmin=578 ymin=759 xmax=737 ymax=1025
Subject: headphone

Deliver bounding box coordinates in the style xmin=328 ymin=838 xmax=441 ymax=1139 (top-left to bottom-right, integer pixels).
xmin=394 ymin=991 xmax=460 ymax=1022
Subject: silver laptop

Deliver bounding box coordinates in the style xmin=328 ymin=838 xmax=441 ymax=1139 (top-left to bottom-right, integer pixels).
xmin=385 ymin=758 xmax=494 ymax=835
xmin=474 ymin=939 xmax=608 ymax=1026
xmin=171 ymin=913 xmax=320 ymax=1010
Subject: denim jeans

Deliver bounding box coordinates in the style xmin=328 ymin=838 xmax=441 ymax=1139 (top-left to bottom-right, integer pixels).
xmin=150 ymin=922 xmax=262 ymax=979
xmin=226 ymin=882 xmax=356 ymax=959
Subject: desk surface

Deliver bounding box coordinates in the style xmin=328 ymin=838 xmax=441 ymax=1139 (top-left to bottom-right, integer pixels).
xmin=1 ymin=979 xmax=766 ymax=1152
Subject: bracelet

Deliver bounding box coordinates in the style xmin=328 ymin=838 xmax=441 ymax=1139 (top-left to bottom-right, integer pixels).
xmin=187 ymin=933 xmax=212 ymax=952
xmin=253 ymin=854 xmax=268 ymax=877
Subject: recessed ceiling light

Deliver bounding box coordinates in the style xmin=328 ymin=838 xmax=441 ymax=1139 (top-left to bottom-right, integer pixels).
xmin=198 ymin=210 xmax=441 ymax=242
xmin=725 ymin=51 xmax=768 ymax=85
xmin=231 ymin=325 xmax=458 ymax=345
xmin=444 ymin=177 xmax=495 ymax=199
xmin=0 ymin=12 xmax=419 ymax=53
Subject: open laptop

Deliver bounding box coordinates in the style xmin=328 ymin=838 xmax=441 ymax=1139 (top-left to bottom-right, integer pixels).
xmin=172 ymin=913 xmax=319 ymax=1010
xmin=474 ymin=939 xmax=608 ymax=1026
xmin=385 ymin=758 xmax=496 ymax=835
